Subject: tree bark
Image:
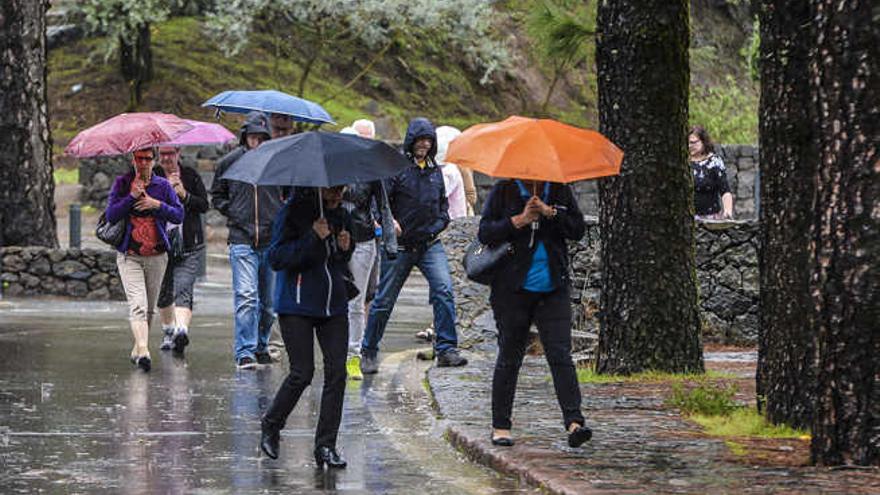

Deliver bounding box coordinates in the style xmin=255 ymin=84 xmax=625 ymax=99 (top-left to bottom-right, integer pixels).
xmin=808 ymin=0 xmax=879 ymax=466
xmin=0 ymin=0 xmax=57 ymax=248
xmin=594 ymin=0 xmax=703 ymax=374
xmin=119 ymin=23 xmax=152 ymax=108
xmin=755 ymin=0 xmax=817 ymax=431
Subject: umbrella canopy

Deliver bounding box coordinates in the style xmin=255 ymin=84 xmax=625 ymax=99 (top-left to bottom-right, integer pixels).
xmin=65 ymin=112 xmax=194 ymax=158
xmin=445 ymin=116 xmax=623 ymax=183
xmin=202 ymin=90 xmax=335 ymax=125
xmin=162 ymin=119 xmax=236 ymax=147
xmin=220 ymin=131 xmax=410 ymax=187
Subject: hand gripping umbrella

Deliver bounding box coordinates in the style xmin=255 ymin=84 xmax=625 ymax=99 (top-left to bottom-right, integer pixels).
xmin=65 ymin=112 xmax=194 ymax=158
xmin=202 ymin=90 xmax=335 ymax=125
xmin=220 ymin=131 xmax=410 ymax=217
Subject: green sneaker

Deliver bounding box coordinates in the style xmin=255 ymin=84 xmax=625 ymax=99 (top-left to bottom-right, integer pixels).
xmin=346 ymin=356 xmax=363 ymax=381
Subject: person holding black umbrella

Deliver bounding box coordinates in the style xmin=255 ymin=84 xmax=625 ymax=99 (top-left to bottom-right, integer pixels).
xmin=259 ymin=186 xmax=353 ymax=468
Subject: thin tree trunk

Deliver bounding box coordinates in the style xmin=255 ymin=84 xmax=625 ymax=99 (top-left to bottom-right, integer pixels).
xmin=594 ymin=0 xmax=703 ymax=374
xmin=321 ymin=41 xmax=392 ymax=105
xmin=0 ymin=0 xmax=57 ymax=247
xmin=808 ymin=0 xmax=879 ymax=466
xmin=120 ymin=23 xmax=152 ymax=109
xmin=755 ymin=0 xmax=817 ymax=431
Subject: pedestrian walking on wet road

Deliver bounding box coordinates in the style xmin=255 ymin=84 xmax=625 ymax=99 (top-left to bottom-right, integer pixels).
xmin=154 ymin=146 xmax=209 ymax=355
xmin=359 ymin=117 xmax=468 ymax=374
xmin=260 ymin=186 xmax=353 ymax=468
xmin=106 ymin=148 xmax=184 ymax=372
xmin=478 ymin=179 xmax=592 ymax=448
xmin=211 ymin=112 xmax=291 ymax=369
xmin=339 ymin=121 xmax=397 ymax=380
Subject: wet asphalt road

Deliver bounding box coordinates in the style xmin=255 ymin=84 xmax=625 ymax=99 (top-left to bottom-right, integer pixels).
xmin=0 ymin=257 xmax=526 ymax=493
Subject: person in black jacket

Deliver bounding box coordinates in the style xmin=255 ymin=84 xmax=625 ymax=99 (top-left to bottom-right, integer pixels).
xmin=359 ymin=117 xmax=467 ymax=374
xmin=154 ymin=146 xmax=209 ymax=354
xmin=211 ymin=112 xmax=290 ymax=368
xmin=259 ymin=186 xmax=353 ymax=468
xmin=478 ymin=179 xmax=592 ymax=448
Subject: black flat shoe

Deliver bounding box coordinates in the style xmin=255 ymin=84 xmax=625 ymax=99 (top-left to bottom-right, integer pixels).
xmin=568 ymin=425 xmax=592 ymax=447
xmin=491 ymin=436 xmax=514 ymax=447
xmin=314 ymin=446 xmax=347 ymax=469
xmin=136 ymin=356 xmax=151 ymax=372
xmin=260 ymin=426 xmax=280 ymax=460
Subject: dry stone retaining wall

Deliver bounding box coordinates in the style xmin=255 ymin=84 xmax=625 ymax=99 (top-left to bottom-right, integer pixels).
xmin=440 ymin=216 xmax=759 ymax=353
xmin=0 ymin=247 xmax=124 ymax=300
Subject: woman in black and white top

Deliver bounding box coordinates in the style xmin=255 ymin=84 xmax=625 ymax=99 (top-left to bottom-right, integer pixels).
xmin=689 ymin=126 xmax=734 ymax=219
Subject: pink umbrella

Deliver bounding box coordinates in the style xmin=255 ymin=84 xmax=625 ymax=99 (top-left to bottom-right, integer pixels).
xmin=65 ymin=112 xmax=193 ymax=158
xmin=162 ymin=120 xmax=236 ymax=147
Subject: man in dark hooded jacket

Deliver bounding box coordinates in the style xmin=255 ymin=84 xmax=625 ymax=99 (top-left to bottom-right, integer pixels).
xmin=211 ymin=112 xmax=291 ymax=368
xmin=359 ymin=117 xmax=468 ymax=374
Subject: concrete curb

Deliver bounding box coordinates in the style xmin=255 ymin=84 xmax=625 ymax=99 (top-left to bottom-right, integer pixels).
xmin=443 ymin=425 xmax=579 ymax=495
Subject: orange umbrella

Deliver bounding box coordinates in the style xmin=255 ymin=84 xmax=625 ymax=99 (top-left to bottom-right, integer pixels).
xmin=444 ymin=116 xmax=623 ymax=183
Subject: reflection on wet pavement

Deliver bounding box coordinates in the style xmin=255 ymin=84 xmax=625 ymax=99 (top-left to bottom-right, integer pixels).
xmin=0 ymin=272 xmax=528 ymax=493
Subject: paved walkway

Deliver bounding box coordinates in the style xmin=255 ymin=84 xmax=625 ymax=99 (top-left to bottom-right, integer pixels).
xmin=0 ymin=260 xmax=527 ymax=493
xmin=429 ymin=352 xmax=880 ymax=494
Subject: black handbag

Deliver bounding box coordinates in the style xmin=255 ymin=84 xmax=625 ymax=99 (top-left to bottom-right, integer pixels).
xmin=463 ymin=239 xmax=512 ymax=285
xmin=95 ymin=212 xmax=126 ymax=247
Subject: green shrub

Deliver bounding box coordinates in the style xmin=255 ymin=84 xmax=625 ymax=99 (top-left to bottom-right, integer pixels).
xmin=665 ymin=381 xmax=739 ymax=416
xmin=690 ymin=75 xmax=758 ymax=144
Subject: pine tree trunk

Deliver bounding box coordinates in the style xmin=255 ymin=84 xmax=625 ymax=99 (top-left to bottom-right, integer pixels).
xmin=755 ymin=0 xmax=817 ymax=431
xmin=0 ymin=0 xmax=57 ymax=248
xmin=594 ymin=0 xmax=703 ymax=374
xmin=808 ymin=0 xmax=879 ymax=466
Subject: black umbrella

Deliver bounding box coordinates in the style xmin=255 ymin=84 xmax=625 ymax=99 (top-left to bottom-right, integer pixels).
xmin=221 ymin=131 xmax=410 ymax=216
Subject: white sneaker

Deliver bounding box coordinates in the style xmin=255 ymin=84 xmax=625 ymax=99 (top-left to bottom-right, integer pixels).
xmin=160 ymin=327 xmax=174 ymax=351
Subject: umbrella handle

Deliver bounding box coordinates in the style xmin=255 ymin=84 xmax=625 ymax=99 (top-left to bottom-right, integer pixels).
xmin=318 ymin=188 xmax=324 ymax=218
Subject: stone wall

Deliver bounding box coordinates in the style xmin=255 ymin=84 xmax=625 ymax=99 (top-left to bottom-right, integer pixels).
xmin=0 ymin=247 xmax=124 ymax=300
xmin=440 ymin=216 xmax=759 ymax=356
xmin=472 ymin=144 xmax=760 ymax=219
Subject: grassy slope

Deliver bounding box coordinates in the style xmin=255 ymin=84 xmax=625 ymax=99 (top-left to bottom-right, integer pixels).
xmin=49 ymin=3 xmax=758 ymax=163
xmin=49 ymin=16 xmax=522 ymax=161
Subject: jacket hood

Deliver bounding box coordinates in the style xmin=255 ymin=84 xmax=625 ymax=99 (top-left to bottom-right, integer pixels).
xmin=403 ymin=117 xmax=437 ymax=161
xmin=239 ymin=111 xmax=271 ymax=146
xmin=435 ymin=125 xmax=462 ymax=165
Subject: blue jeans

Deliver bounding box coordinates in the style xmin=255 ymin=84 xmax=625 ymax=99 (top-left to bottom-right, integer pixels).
xmin=229 ymin=244 xmax=276 ymax=361
xmin=362 ymin=240 xmax=458 ymax=356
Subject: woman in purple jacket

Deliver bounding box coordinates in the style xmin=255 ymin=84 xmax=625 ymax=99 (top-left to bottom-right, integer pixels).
xmin=106 ymin=148 xmax=184 ymax=371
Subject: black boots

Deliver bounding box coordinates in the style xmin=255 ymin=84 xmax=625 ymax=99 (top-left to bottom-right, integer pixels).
xmin=314 ymin=446 xmax=347 ymax=469
xmin=260 ymin=423 xmax=280 ymax=460
xmin=568 ymin=424 xmax=593 ymax=448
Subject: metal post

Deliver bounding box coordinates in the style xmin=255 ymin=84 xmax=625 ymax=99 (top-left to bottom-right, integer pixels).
xmin=69 ymin=204 xmax=81 ymax=248
xmin=197 ymin=215 xmax=207 ymax=281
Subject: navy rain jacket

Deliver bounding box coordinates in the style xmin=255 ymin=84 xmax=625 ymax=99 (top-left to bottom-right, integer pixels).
xmin=269 ymin=189 xmax=355 ymax=318
xmin=387 ymin=118 xmax=450 ymax=247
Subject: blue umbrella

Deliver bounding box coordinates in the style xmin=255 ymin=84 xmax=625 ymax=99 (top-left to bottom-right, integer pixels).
xmin=202 ymin=90 xmax=335 ymax=125
xmin=221 ymin=131 xmax=410 ymax=216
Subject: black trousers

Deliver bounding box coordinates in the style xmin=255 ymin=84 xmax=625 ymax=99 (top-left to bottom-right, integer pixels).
xmin=263 ymin=314 xmax=348 ymax=448
xmin=490 ymin=287 xmax=585 ymax=430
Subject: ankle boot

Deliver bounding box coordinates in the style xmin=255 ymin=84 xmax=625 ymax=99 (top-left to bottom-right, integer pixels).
xmin=314 ymin=446 xmax=347 ymax=469
xmin=260 ymin=423 xmax=280 ymax=459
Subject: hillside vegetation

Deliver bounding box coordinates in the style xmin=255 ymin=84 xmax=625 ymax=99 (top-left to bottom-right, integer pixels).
xmin=49 ymin=1 xmax=758 ymax=163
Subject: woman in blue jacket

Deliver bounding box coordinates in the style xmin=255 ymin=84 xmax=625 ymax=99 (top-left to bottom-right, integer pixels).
xmin=259 ymin=186 xmax=354 ymax=469
xmin=478 ymin=179 xmax=592 ymax=448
